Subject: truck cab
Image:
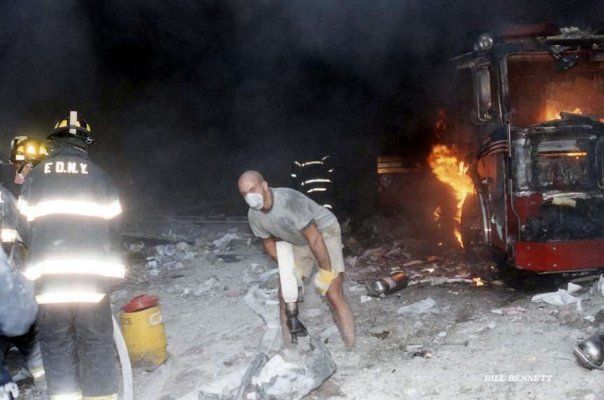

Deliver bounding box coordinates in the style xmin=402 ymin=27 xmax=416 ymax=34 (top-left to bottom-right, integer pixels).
xmin=456 ymin=25 xmax=604 ymax=272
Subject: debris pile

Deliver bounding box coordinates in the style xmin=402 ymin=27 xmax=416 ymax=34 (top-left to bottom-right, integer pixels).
xmin=198 ymin=337 xmax=336 ymax=400
xmin=124 ymin=227 xmax=258 ymax=283
xmin=196 ymin=285 xmax=337 ymax=400
xmin=529 ymin=276 xmax=604 ymax=327
xmin=343 ymin=235 xmax=496 ymax=291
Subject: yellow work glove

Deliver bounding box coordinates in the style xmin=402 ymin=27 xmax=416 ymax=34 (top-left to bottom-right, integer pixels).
xmin=314 ymin=269 xmax=339 ymax=295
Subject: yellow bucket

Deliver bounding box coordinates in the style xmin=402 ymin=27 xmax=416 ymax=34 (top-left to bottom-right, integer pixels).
xmin=121 ymin=295 xmax=167 ymax=368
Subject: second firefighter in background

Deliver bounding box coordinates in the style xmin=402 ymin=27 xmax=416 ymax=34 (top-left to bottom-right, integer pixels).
xmin=0 ymin=136 xmax=48 ymax=398
xmin=19 ymin=111 xmax=125 ymax=400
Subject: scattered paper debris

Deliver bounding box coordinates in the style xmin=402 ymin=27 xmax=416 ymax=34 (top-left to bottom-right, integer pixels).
xmin=370 ymin=330 xmax=390 ymax=340
xmin=597 ymin=275 xmax=604 ymax=297
xmin=345 ymin=256 xmax=358 ymax=267
xmin=531 ymin=283 xmax=582 ymax=306
xmin=403 ymin=260 xmax=423 ymax=268
xmin=397 ymin=298 xmax=436 ymax=315
xmin=531 ymin=290 xmax=577 ymax=306
xmin=252 ymin=337 xmax=336 ymax=400
xmin=491 ymin=306 xmax=527 ymax=316
xmin=212 ymin=233 xmax=242 ymax=253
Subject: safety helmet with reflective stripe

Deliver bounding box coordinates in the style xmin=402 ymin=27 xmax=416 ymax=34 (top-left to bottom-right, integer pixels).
xmin=50 ymin=111 xmax=94 ymax=144
xmin=10 ymin=136 xmax=48 ymax=165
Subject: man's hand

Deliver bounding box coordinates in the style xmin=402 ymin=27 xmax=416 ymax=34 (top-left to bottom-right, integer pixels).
xmin=261 ymin=237 xmax=277 ymax=260
xmin=301 ymin=224 xmax=332 ymax=272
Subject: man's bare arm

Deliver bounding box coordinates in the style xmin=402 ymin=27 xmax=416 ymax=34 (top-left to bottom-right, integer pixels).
xmin=301 ymin=223 xmax=332 ymax=271
xmin=262 ymin=237 xmax=277 ymax=260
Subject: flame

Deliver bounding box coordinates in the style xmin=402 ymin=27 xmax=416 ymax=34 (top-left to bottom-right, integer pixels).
xmin=472 ymin=277 xmax=485 ymax=287
xmin=434 ymin=109 xmax=448 ymax=138
xmin=543 ymin=106 xmax=582 ymax=122
xmin=433 ymin=206 xmax=441 ymax=222
xmin=428 ymin=145 xmax=474 ymax=246
xmin=543 ymin=106 xmax=604 ymax=123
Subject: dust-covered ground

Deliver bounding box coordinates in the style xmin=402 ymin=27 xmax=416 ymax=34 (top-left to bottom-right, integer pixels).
xmin=17 ymin=217 xmax=604 ymax=400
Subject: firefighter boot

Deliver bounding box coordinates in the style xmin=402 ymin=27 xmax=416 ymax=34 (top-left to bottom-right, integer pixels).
xmin=25 ymin=343 xmax=46 ymax=389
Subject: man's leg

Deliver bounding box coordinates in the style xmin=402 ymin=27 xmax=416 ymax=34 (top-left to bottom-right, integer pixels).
xmin=38 ymin=304 xmax=81 ymax=399
xmin=0 ymin=338 xmax=18 ymax=399
xmin=319 ymin=223 xmax=356 ymax=347
xmin=0 ymin=336 xmax=7 ymax=366
xmin=325 ymin=274 xmax=356 ymax=347
xmin=10 ymin=324 xmax=45 ymax=384
xmin=76 ymin=298 xmax=118 ymax=400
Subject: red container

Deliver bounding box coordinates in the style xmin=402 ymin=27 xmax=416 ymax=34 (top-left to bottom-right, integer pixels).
xmin=122 ymin=294 xmax=159 ymax=313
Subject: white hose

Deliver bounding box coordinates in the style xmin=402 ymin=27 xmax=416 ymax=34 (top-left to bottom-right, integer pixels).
xmin=113 ymin=315 xmax=133 ymax=400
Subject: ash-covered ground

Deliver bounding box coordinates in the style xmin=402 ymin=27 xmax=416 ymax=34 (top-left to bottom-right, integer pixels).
xmin=18 ymin=216 xmax=604 ymax=400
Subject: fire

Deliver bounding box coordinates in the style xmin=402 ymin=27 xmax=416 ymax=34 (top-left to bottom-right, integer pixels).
xmin=543 ymin=106 xmax=604 ymax=123
xmin=543 ymin=106 xmax=583 ymax=121
xmin=472 ymin=277 xmax=485 ymax=287
xmin=433 ymin=206 xmax=441 ymax=222
xmin=428 ymin=145 xmax=474 ymax=246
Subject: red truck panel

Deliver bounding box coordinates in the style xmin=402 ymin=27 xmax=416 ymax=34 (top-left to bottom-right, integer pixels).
xmin=515 ymin=240 xmax=604 ymax=272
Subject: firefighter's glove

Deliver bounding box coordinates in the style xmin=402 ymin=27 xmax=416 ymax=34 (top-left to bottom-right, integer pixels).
xmin=0 ymin=382 xmax=19 ymax=400
xmin=314 ymin=269 xmax=339 ymax=295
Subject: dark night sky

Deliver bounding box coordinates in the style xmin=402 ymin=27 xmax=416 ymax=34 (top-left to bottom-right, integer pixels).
xmin=0 ymin=0 xmax=601 ymax=217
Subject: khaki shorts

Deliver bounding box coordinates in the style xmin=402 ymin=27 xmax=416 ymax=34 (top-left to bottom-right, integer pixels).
xmin=292 ymin=222 xmax=345 ymax=285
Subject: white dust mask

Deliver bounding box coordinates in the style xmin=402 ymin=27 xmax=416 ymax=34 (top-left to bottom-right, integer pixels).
xmin=245 ymin=192 xmax=264 ymax=210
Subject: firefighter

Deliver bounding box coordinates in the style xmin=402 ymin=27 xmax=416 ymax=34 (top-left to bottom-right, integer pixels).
xmin=19 ymin=111 xmax=125 ymax=400
xmin=0 ymin=185 xmax=45 ymax=392
xmin=238 ymin=170 xmax=356 ymax=347
xmin=0 ymin=246 xmax=37 ymax=400
xmin=0 ymin=138 xmax=47 ymax=392
xmin=291 ymin=155 xmax=336 ymax=212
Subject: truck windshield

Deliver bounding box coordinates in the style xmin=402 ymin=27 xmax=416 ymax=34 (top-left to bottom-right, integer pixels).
xmin=508 ymin=56 xmax=604 ymax=127
xmin=535 ymin=139 xmax=592 ymax=191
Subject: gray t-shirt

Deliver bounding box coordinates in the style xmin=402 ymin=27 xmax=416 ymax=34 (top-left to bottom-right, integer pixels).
xmin=248 ymin=187 xmax=337 ymax=246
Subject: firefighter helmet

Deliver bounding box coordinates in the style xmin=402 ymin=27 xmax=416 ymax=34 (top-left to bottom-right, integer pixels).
xmin=50 ymin=111 xmax=94 ymax=144
xmin=9 ymin=136 xmax=49 ymax=165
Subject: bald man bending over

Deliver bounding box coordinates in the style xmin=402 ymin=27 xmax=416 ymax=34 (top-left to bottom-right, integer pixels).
xmin=238 ymin=171 xmax=355 ymax=347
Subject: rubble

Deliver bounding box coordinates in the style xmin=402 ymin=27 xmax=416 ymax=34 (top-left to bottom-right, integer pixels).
xmin=490 ymin=306 xmax=527 ymax=316
xmin=243 ymin=285 xmax=282 ymax=352
xmin=344 ymin=232 xmax=494 ymax=291
xmin=114 ymin=217 xmax=604 ymax=400
xmin=197 ymin=337 xmax=336 ymax=400
xmin=194 ymin=277 xmax=220 ymax=296
xmin=360 ymin=295 xmax=373 ymax=304
xmin=557 ymin=304 xmax=584 ymax=326
xmin=124 ymin=225 xmax=259 ymax=284
xmin=212 ymin=232 xmax=246 ymax=253
xmin=397 ymin=298 xmax=436 ymax=315
xmin=597 ymin=275 xmax=604 ymax=297
xmin=252 ymin=337 xmax=336 ymax=400
xmin=531 ymin=283 xmax=582 ymax=306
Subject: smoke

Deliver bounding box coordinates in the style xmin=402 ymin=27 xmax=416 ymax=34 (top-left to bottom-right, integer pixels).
xmin=0 ymin=0 xmax=601 ymax=217
xmin=0 ymin=1 xmax=97 ymax=135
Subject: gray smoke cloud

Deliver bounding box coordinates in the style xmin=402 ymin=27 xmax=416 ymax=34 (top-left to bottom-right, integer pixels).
xmin=0 ymin=0 xmax=601 ymax=216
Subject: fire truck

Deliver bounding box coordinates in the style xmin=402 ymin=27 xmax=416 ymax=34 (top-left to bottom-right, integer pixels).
xmin=456 ymin=24 xmax=604 ymax=273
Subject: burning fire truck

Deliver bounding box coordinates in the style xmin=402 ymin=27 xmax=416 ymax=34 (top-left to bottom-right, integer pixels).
xmin=455 ymin=25 xmax=604 ymax=273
